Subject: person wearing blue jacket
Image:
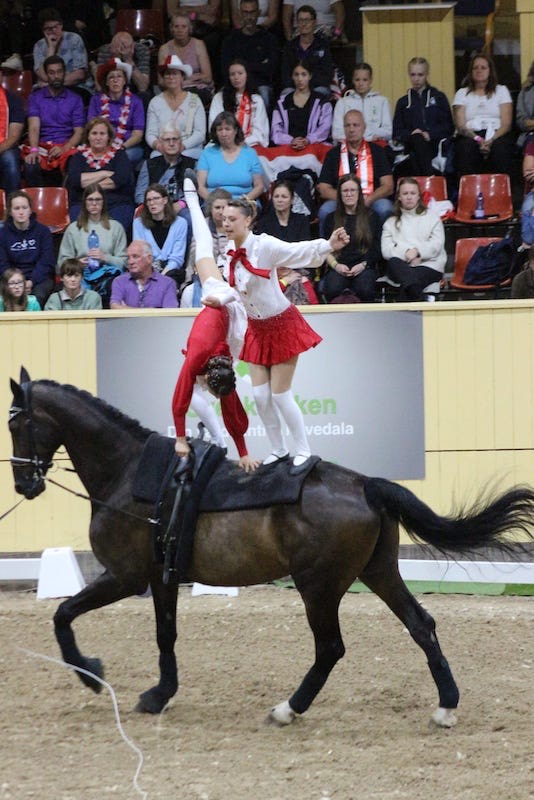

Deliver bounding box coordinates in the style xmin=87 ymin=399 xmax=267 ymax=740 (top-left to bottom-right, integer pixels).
xmin=392 ymin=57 xmax=453 ymax=176
xmin=0 ymin=191 xmax=55 ymax=307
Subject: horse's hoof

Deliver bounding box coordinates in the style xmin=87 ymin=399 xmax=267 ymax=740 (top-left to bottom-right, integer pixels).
xmin=135 ymin=688 xmax=169 ymax=714
xmin=431 ymin=707 xmax=458 ymax=728
xmin=269 ymin=700 xmax=298 ymax=726
xmin=79 ymin=658 xmax=104 ymax=693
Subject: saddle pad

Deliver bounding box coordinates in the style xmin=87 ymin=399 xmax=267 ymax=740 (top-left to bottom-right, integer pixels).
xmin=199 ymin=455 xmax=321 ymax=512
xmin=132 ymin=434 xmax=177 ymax=503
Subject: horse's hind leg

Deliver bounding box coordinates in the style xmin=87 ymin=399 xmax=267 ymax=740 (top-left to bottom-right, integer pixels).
xmin=54 ymin=569 xmax=147 ymax=693
xmin=270 ymin=585 xmax=346 ymax=725
xmin=135 ymin=572 xmax=179 ymax=714
xmin=360 ymin=526 xmax=459 ymax=727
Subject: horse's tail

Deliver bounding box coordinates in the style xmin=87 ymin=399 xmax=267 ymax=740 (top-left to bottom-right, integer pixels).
xmin=363 ymin=477 xmax=534 ymax=555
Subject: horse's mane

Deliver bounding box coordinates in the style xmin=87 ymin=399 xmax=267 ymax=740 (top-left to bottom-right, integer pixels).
xmin=35 ymin=380 xmax=154 ymax=442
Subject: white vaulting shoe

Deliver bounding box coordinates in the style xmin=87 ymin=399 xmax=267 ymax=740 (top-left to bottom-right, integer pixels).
xmin=262 ymin=451 xmax=289 ymax=466
xmin=183 ymin=167 xmax=198 ymax=193
xmin=293 ymin=454 xmax=311 ymax=467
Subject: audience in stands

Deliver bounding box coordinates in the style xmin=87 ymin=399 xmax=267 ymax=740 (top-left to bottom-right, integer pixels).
xmin=332 ymin=63 xmax=392 ymax=146
xmin=280 ymin=4 xmax=334 ymax=97
xmin=146 ymin=55 xmax=206 ymax=160
xmin=133 ymin=184 xmax=189 ymax=290
xmin=256 ymin=179 xmax=317 ymax=304
xmin=0 ymin=191 xmax=55 ymax=307
xmin=317 ymin=109 xmax=394 ymax=235
xmin=381 ymin=177 xmax=446 ymax=302
xmin=196 ymin=111 xmax=264 ymax=202
xmin=282 ymin=0 xmax=345 ymax=41
xmin=95 ymin=31 xmax=151 ymax=97
xmin=230 ymin=0 xmax=281 ymax=31
xmin=0 ymin=83 xmax=24 ymax=193
xmin=0 ymin=268 xmax=41 ymax=312
xmin=88 ymin=58 xmax=145 ymax=169
xmin=110 ymin=239 xmax=179 ymax=308
xmin=209 ymin=59 xmax=269 ymax=147
xmin=159 ymin=12 xmax=214 ymax=108
xmin=33 ymin=7 xmax=91 ymax=93
xmin=222 ymin=0 xmax=279 ymax=112
xmin=65 ymin=116 xmax=135 ymax=232
xmin=57 ymin=183 xmax=128 ymax=274
xmin=453 ymin=54 xmax=513 ymax=177
xmin=44 ymin=258 xmax=103 ymax=310
xmin=516 ymin=59 xmax=534 ymax=150
xmin=23 ymin=55 xmax=84 ymax=187
xmin=271 ymin=60 xmax=332 ymax=147
xmin=322 ymin=174 xmax=380 ymax=303
xmin=392 ymin=57 xmax=453 ymax=177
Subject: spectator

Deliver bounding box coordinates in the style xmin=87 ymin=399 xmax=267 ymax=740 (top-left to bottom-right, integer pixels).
xmin=209 ymin=59 xmax=269 ymax=147
xmin=0 ymin=191 xmax=55 ymax=307
xmin=146 ymin=54 xmax=206 ymax=161
xmin=136 ymin=122 xmax=196 ymax=240
xmin=322 ymin=174 xmax=380 ymax=303
xmin=317 ymin=109 xmax=394 ymax=235
xmin=392 ymin=57 xmax=453 ymax=177
xmin=88 ymin=58 xmax=145 ymax=169
xmin=221 ymin=0 xmax=279 ymax=112
xmin=44 ymin=258 xmax=103 ymax=310
xmin=0 ymin=0 xmax=25 ymax=71
xmin=65 ymin=116 xmax=135 ymax=233
xmin=33 ymin=7 xmax=91 ymax=93
xmin=57 ymin=183 xmax=128 ymax=274
xmin=23 ymin=55 xmax=84 ymax=187
xmin=453 ymin=54 xmax=513 ymax=177
xmin=381 ymin=176 xmax=445 ymax=301
xmin=204 ymin=187 xmax=232 ymax=266
xmin=0 ymin=268 xmax=41 ymax=312
xmin=271 ymin=60 xmax=332 ymax=147
xmin=332 ymin=63 xmax=392 ymax=145
xmin=196 ymin=111 xmax=264 ymax=202
xmin=516 ymin=60 xmax=534 ymax=150
xmin=230 ymin=0 xmax=280 ymax=31
xmin=510 ymin=254 xmax=534 ymax=299
xmin=282 ymin=0 xmax=345 ymax=41
xmin=158 ymin=12 xmax=214 ymax=108
xmin=110 ymin=240 xmax=179 ymax=309
xmin=96 ymin=31 xmax=150 ymax=97
xmin=280 ymin=4 xmax=334 ymax=96
xmin=522 ymin=136 xmax=534 ymax=199
xmin=0 ymin=83 xmax=24 ymax=193
xmin=256 ymin=179 xmax=317 ymax=303
xmin=133 ymin=184 xmax=189 ymax=290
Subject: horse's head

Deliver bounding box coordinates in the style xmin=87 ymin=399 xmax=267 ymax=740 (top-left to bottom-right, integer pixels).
xmin=9 ymin=367 xmax=56 ymax=499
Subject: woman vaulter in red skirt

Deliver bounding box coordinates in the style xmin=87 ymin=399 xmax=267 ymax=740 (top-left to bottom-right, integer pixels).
xmin=183 ymin=173 xmax=349 ymax=468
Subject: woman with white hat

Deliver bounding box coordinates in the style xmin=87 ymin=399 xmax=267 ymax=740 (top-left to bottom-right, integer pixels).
xmin=87 ymin=58 xmax=146 ymax=168
xmin=146 ymin=54 xmax=207 ymax=161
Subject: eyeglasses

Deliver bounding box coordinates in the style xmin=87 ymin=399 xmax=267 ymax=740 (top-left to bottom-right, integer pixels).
xmin=297 ymin=16 xmax=314 ymax=23
xmin=7 ymin=280 xmax=25 ymax=287
xmin=43 ymin=23 xmax=61 ymax=31
xmin=146 ymin=195 xmax=165 ymax=202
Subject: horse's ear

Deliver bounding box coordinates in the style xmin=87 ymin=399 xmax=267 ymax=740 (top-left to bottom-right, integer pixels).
xmin=10 ymin=378 xmax=25 ymax=407
xmin=19 ymin=366 xmax=31 ymax=384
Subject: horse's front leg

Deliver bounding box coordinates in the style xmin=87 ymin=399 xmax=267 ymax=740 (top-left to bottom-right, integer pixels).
xmin=54 ymin=569 xmax=147 ymax=693
xmin=135 ymin=572 xmax=179 ymax=714
xmin=270 ymin=587 xmax=346 ymax=725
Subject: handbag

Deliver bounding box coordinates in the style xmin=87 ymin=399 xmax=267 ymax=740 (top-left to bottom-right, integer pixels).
xmin=463 ymin=238 xmax=515 ymax=285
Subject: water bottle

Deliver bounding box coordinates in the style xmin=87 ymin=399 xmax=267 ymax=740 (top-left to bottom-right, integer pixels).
xmin=87 ymin=229 xmax=100 ymax=271
xmin=474 ymin=191 xmax=485 ymax=219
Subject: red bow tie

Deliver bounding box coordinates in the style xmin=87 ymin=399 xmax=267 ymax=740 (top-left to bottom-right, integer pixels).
xmin=227 ymin=247 xmax=271 ymax=287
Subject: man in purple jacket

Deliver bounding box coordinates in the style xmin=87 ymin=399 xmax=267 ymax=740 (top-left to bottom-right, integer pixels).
xmin=110 ymin=241 xmax=179 ymax=309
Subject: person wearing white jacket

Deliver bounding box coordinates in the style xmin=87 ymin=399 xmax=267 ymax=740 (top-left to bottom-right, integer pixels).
xmin=381 ymin=177 xmax=446 ymax=301
xmin=209 ymin=61 xmax=269 ymax=147
xmin=332 ymin=64 xmax=392 ymax=144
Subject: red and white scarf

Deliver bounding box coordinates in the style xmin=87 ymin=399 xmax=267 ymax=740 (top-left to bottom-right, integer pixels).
xmin=0 ymin=87 xmax=9 ymax=145
xmin=77 ymin=142 xmax=121 ymax=169
xmin=339 ymin=140 xmax=375 ymax=196
xmin=99 ymin=89 xmax=132 ymax=146
xmin=236 ymin=92 xmax=252 ymax=138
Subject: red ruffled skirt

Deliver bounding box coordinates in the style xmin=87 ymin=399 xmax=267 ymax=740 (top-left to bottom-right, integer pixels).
xmin=240 ymin=304 xmax=322 ymax=366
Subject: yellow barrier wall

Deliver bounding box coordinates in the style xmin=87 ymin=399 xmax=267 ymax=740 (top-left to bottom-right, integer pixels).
xmin=1 ymin=303 xmax=533 ymax=552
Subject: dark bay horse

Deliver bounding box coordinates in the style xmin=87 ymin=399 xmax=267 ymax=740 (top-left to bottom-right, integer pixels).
xmin=8 ymin=369 xmax=534 ymax=728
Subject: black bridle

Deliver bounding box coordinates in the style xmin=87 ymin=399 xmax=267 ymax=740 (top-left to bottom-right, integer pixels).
xmin=9 ymin=382 xmax=54 ymax=485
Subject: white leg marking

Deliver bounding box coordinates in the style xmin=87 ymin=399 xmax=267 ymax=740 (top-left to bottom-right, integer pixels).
xmin=432 ymin=707 xmax=458 ymax=728
xmin=270 ymin=700 xmax=298 ymax=725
